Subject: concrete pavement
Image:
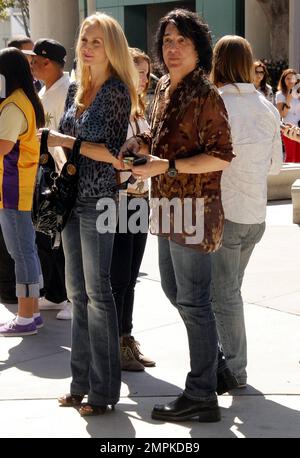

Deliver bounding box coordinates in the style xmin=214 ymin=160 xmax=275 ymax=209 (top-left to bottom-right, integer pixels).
xmin=0 ymin=200 xmax=299 ymax=438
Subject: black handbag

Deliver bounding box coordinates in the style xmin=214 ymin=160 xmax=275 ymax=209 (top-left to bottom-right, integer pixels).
xmin=32 ymin=129 xmax=81 ymax=248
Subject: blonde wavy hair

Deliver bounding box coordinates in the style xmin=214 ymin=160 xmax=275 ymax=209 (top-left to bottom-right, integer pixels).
xmin=75 ymin=12 xmax=138 ymax=114
xmin=129 ymin=47 xmax=151 ymax=118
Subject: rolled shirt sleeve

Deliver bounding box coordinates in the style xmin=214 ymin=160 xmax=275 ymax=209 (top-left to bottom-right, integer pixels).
xmin=198 ymin=90 xmax=235 ymax=162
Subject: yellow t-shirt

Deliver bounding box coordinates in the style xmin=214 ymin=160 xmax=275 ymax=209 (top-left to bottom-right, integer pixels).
xmin=0 ymin=89 xmax=39 ymax=211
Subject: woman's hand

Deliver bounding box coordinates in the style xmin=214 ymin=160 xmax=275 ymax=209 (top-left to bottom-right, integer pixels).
xmin=286 ymin=89 xmax=293 ymax=106
xmin=111 ymin=156 xmax=124 ymax=170
xmin=37 ymin=129 xmax=70 ymax=148
xmin=282 ymin=124 xmax=300 ymax=142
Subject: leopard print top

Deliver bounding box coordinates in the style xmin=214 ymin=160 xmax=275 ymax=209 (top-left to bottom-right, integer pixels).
xmin=59 ymin=78 xmax=131 ymax=198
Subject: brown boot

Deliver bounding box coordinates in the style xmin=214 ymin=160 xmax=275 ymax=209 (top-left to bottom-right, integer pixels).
xmin=123 ymin=335 xmax=156 ymax=367
xmin=120 ymin=338 xmax=144 ymax=371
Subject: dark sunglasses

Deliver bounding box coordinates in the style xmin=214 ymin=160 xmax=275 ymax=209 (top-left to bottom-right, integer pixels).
xmin=255 ymin=70 xmax=265 ymax=75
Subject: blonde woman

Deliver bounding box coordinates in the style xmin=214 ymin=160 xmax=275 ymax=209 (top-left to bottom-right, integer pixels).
xmin=110 ymin=48 xmax=155 ymax=372
xmin=211 ymin=36 xmax=282 ymax=389
xmin=45 ymin=12 xmax=137 ymax=416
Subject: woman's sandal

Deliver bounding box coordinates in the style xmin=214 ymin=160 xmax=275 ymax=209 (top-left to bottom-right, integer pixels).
xmin=78 ymin=403 xmax=115 ymax=417
xmin=58 ymin=393 xmax=85 ymax=407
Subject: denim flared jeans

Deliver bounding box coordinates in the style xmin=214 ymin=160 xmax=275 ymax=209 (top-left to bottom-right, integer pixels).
xmin=62 ymin=198 xmax=120 ymax=406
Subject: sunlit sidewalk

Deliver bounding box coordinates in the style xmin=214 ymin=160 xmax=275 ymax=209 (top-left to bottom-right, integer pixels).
xmin=0 ymin=200 xmax=299 ymax=438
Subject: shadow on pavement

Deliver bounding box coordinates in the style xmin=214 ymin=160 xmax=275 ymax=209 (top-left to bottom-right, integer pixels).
xmin=82 ymin=371 xmax=182 ymax=438
xmin=0 ymin=304 xmax=71 ymax=380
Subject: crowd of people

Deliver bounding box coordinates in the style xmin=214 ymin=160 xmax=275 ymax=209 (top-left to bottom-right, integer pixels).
xmin=0 ymin=7 xmax=295 ymax=422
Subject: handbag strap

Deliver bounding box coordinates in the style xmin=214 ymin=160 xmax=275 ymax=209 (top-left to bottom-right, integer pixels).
xmin=68 ymin=138 xmax=82 ymax=165
xmin=40 ymin=128 xmax=50 ymax=156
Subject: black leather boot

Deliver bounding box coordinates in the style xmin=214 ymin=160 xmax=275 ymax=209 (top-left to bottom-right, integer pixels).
xmin=151 ymin=393 xmax=221 ymax=422
xmin=217 ymin=368 xmax=239 ymax=395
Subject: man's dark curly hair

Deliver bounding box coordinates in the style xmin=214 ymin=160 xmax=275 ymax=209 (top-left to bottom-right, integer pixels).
xmin=154 ymin=9 xmax=213 ymax=75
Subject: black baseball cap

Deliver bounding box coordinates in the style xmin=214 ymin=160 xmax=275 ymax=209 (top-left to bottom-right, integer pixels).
xmin=24 ymin=39 xmax=67 ymax=64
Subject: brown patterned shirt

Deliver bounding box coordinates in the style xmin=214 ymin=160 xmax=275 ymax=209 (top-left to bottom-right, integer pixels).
xmin=144 ymin=68 xmax=234 ymax=252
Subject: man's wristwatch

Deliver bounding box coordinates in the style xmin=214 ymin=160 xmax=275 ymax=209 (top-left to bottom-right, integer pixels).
xmin=166 ymin=158 xmax=178 ymax=178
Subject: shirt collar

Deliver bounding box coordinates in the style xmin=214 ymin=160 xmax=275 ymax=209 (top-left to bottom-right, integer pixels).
xmin=39 ymin=72 xmax=70 ymax=96
xmin=218 ymin=83 xmax=256 ymax=95
xmin=159 ymin=67 xmax=206 ymax=92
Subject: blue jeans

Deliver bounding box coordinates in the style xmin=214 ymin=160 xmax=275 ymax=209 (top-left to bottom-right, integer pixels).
xmin=0 ymin=209 xmax=42 ymax=297
xmin=211 ymin=219 xmax=265 ymax=384
xmin=158 ymin=236 xmax=218 ymax=401
xmin=62 ymin=198 xmax=120 ymax=406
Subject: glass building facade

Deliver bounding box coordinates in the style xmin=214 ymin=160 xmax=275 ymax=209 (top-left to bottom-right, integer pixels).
xmin=79 ymin=0 xmax=245 ymax=53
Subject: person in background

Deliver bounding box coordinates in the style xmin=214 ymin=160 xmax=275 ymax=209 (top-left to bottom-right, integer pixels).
xmin=110 ymin=47 xmax=155 ymax=372
xmin=8 ymin=35 xmax=43 ymax=91
xmin=70 ymin=59 xmax=77 ymax=82
xmin=43 ymin=12 xmax=137 ymax=416
xmin=0 ymin=36 xmax=37 ymax=306
xmin=276 ymin=68 xmax=300 ymax=162
xmin=30 ymin=39 xmax=71 ymax=320
xmin=7 ymin=35 xmax=34 ymax=53
xmin=253 ymin=60 xmax=274 ymax=103
xmin=120 ymin=9 xmax=234 ymax=423
xmin=211 ymin=36 xmax=282 ymax=389
xmin=0 ymin=48 xmax=45 ymax=336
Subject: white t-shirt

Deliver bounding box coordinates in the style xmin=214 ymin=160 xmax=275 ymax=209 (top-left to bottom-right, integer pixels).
xmin=219 ymin=83 xmax=283 ymax=224
xmin=39 ymin=72 xmax=70 ymax=171
xmin=0 ymin=103 xmax=27 ymax=142
xmin=275 ymin=90 xmax=300 ymax=125
xmin=119 ymin=116 xmax=150 ymax=195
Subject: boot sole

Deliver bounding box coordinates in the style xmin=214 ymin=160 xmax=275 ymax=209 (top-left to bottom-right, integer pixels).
xmin=121 ymin=367 xmax=145 ymax=372
xmin=151 ymin=407 xmax=221 ymax=423
xmin=0 ymin=329 xmax=37 ymax=337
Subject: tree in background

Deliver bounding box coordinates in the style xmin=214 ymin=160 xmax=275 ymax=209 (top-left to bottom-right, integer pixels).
xmin=0 ymin=0 xmax=30 ymax=37
xmin=256 ymin=0 xmax=289 ymax=91
xmin=257 ymin=0 xmax=289 ymax=61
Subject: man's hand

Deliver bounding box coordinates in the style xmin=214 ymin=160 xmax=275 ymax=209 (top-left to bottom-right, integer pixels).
xmin=131 ymin=155 xmax=169 ymax=180
xmin=118 ymin=136 xmax=149 ymax=170
xmin=119 ymin=136 xmax=149 ymax=159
